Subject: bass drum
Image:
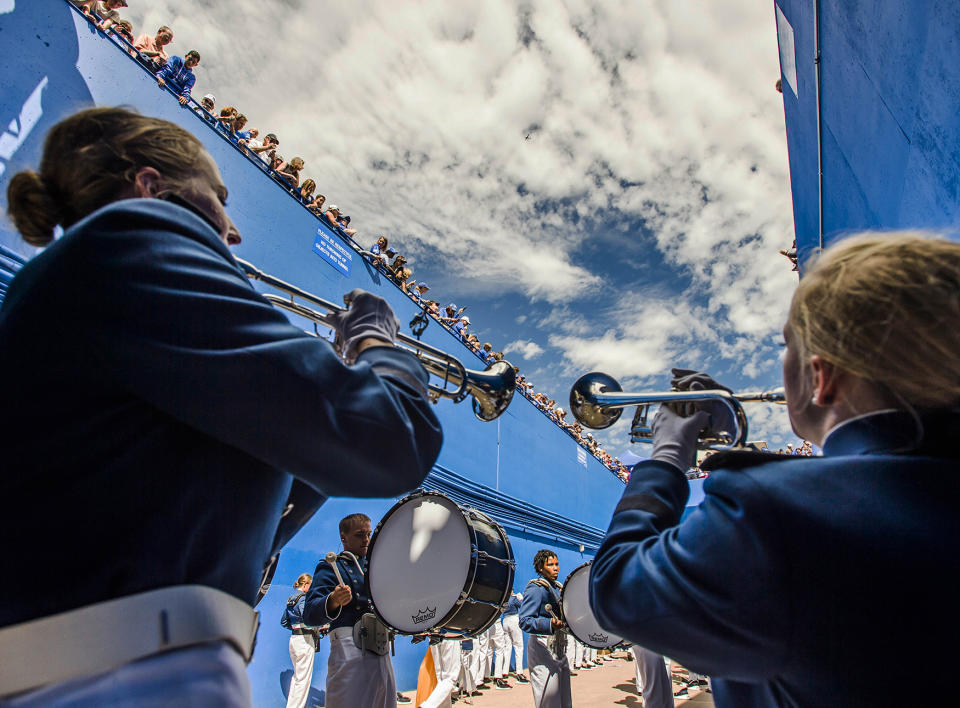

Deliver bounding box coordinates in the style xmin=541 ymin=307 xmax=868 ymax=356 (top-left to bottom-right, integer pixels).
xmin=561 ymin=561 xmax=623 ymax=649
xmin=366 ymin=490 xmax=515 ymax=637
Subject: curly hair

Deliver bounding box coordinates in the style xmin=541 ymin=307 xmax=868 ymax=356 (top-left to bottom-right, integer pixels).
xmin=533 ymin=549 xmax=557 ymax=575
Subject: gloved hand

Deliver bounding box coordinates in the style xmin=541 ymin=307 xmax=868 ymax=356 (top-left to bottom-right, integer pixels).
xmin=650 ymin=404 xmax=710 ymax=473
xmin=669 ymin=368 xmax=737 ymax=441
xmin=330 ymin=289 xmax=400 ymax=364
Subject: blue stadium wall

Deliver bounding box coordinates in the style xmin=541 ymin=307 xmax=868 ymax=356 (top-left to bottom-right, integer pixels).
xmin=774 ymin=0 xmax=960 ymax=270
xmin=0 ymin=3 xmax=656 ymax=706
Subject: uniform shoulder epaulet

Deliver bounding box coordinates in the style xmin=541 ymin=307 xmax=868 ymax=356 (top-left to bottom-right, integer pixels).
xmin=286 ymin=591 xmax=304 ymax=606
xmin=526 ymin=577 xmax=550 ymax=589
xmin=700 ymin=449 xmax=810 ymax=472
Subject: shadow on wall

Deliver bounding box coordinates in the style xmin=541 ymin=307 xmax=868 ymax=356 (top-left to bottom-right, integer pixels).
xmin=279 ymin=669 xmax=325 ymax=706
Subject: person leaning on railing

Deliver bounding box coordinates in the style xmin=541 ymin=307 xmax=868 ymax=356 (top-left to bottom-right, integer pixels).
xmin=133 ymin=24 xmax=173 ymax=70
xmin=156 ymin=49 xmax=201 ymax=106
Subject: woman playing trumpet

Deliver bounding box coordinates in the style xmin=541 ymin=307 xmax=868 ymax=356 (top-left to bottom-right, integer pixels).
xmin=590 ymin=233 xmax=960 ymax=707
xmin=0 ymin=107 xmax=442 ymax=706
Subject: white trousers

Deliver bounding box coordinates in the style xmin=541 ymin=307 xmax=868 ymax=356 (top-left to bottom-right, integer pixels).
xmin=469 ymin=628 xmax=490 ymax=686
xmin=527 ymin=636 xmax=571 ymax=708
xmin=501 ymin=614 xmax=524 ymax=672
xmin=488 ymin=618 xmax=507 ymax=679
xmin=565 ymin=637 xmax=583 ymax=668
xmin=0 ymin=640 xmax=251 ymax=707
xmin=325 ymin=627 xmax=396 ymax=708
xmin=458 ymin=643 xmax=476 ymax=693
xmin=631 ymin=646 xmax=671 ymax=708
xmin=420 ymin=641 xmax=461 ymax=708
xmin=285 ymin=634 xmax=316 ymax=708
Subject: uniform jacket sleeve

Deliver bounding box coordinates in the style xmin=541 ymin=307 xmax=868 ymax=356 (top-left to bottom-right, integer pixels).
xmin=66 ymin=200 xmax=443 ymax=498
xmin=589 ymin=459 xmax=790 ymax=681
xmin=518 ymin=583 xmax=552 ymax=635
xmin=303 ymin=559 xmax=341 ymax=626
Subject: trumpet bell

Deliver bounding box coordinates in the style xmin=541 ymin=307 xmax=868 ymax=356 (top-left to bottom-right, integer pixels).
xmin=569 ymin=372 xmax=624 ymax=429
xmin=470 ymin=361 xmax=517 ymax=422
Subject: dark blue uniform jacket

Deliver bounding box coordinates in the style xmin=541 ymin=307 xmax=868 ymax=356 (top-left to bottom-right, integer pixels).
xmin=519 ymin=577 xmax=562 ymax=636
xmin=590 ymin=410 xmax=960 ymax=707
xmin=283 ymin=592 xmax=308 ymax=630
xmin=503 ymin=594 xmax=522 ymax=616
xmin=303 ymin=553 xmax=370 ymax=630
xmin=0 ymin=200 xmax=443 ymax=628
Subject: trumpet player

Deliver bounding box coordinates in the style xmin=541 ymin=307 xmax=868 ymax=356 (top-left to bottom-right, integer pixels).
xmin=590 ymin=234 xmax=960 ymax=707
xmin=0 ymin=107 xmax=443 ymax=706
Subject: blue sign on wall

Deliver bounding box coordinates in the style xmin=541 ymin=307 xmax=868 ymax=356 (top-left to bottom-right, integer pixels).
xmin=313 ymin=228 xmax=353 ymax=276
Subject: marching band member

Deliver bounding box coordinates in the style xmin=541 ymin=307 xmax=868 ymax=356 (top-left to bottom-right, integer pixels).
xmin=304 ymin=514 xmax=397 ymax=708
xmin=418 ymin=640 xmax=462 ymax=708
xmin=0 ymin=107 xmax=443 ymax=706
xmin=501 ymin=592 xmax=530 ymax=683
xmin=519 ymin=550 xmax=572 ymax=708
xmin=590 ymin=234 xmax=960 ymax=707
xmin=283 ymin=574 xmax=322 ymax=708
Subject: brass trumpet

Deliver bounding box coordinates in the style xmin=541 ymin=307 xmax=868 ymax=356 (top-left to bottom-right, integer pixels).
xmin=569 ymin=372 xmax=786 ymax=450
xmin=237 ymin=258 xmax=516 ymax=421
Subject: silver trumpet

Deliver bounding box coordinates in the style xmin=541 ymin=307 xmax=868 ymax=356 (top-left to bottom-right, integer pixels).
xmin=237 ymin=258 xmax=516 ymax=422
xmin=569 ymin=372 xmax=786 ymax=450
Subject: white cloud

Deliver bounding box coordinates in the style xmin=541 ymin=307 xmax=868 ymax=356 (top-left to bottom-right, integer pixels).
xmin=120 ymin=0 xmax=799 ymax=446
xmin=504 ymin=339 xmax=545 ymax=359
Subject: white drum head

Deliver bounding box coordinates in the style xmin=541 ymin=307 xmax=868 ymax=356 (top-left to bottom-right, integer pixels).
xmin=368 ymin=494 xmax=472 ymax=633
xmin=562 ymin=563 xmax=623 ymax=649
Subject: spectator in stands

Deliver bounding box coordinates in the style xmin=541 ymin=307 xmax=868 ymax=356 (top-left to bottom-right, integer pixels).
xmin=267 ymin=152 xmax=284 ymax=171
xmin=452 ymin=315 xmax=470 ymax=340
xmin=397 ymin=268 xmax=415 ymax=294
xmin=156 ymin=50 xmax=201 ymax=106
xmin=195 ymin=94 xmax=216 ymax=119
xmin=216 ymin=107 xmax=238 ymax=136
xmin=134 ymin=25 xmax=173 ymax=69
xmin=299 ymin=179 xmax=316 ymax=203
xmin=336 ymin=214 xmax=357 ymax=238
xmin=369 ymin=236 xmax=388 ymax=266
xmin=233 ymin=115 xmax=251 ymax=141
xmin=83 ymin=0 xmax=127 ymax=32
xmin=482 ymin=342 xmax=493 ymax=361
xmin=426 ymin=301 xmax=441 ymax=319
xmin=243 ymin=132 xmax=278 ymax=162
xmin=276 ymin=157 xmax=304 ymax=189
xmin=440 ymin=303 xmax=465 ymax=326
xmin=307 ymin=194 xmax=326 ymax=215
xmin=113 ymin=19 xmax=136 ymax=52
xmin=413 ymin=282 xmax=430 ymax=306
xmin=387 ymin=254 xmax=408 ymax=278
xmin=324 ymin=204 xmax=343 ymax=230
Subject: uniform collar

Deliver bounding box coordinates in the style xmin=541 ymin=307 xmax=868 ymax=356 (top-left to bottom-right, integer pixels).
xmin=822 ymin=408 xmax=960 ymax=458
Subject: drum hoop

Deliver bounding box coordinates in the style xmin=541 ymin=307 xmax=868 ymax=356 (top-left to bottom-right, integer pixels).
xmin=365 ymin=489 xmax=474 ymax=637
xmin=561 ymin=560 xmax=619 ymax=649
xmin=365 ymin=489 xmax=515 ymax=639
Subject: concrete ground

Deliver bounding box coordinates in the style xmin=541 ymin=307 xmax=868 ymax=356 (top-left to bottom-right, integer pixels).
xmin=399 ymin=650 xmax=714 ymax=707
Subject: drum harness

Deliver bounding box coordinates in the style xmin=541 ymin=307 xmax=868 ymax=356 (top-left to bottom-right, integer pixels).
xmin=328 ymin=551 xmax=395 ymax=657
xmin=530 ymin=577 xmax=567 ymax=659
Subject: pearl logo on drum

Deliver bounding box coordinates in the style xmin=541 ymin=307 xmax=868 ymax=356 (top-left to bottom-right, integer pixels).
xmin=412 ymin=607 xmax=437 ymax=624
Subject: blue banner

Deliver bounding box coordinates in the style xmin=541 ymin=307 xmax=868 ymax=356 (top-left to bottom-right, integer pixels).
xmin=312 ymin=228 xmax=352 ymax=276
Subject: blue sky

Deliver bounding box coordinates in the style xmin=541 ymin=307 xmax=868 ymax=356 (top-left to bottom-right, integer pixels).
xmin=120 ymin=0 xmax=801 ymax=452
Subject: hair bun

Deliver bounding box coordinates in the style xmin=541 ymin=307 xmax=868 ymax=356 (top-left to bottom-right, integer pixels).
xmin=7 ymin=170 xmax=64 ymax=246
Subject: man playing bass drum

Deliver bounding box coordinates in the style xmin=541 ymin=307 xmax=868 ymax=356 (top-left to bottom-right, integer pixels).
xmin=304 ymin=514 xmax=399 ymax=707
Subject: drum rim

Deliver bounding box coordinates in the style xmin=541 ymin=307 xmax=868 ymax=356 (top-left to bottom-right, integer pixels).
xmin=365 ymin=489 xmax=515 ymax=639
xmin=561 ymin=560 xmax=623 ymax=649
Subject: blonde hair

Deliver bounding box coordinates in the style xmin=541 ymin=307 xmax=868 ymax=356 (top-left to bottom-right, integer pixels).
xmin=789 ymin=232 xmax=960 ymax=408
xmin=294 ymin=573 xmax=312 ymax=588
xmin=6 ymin=107 xmax=207 ymax=246
xmin=300 ymin=179 xmax=316 ymax=198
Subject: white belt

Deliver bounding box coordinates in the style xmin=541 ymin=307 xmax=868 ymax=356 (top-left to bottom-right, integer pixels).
xmin=0 ymin=585 xmax=259 ymax=699
xmin=330 ymin=626 xmax=353 ymax=641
